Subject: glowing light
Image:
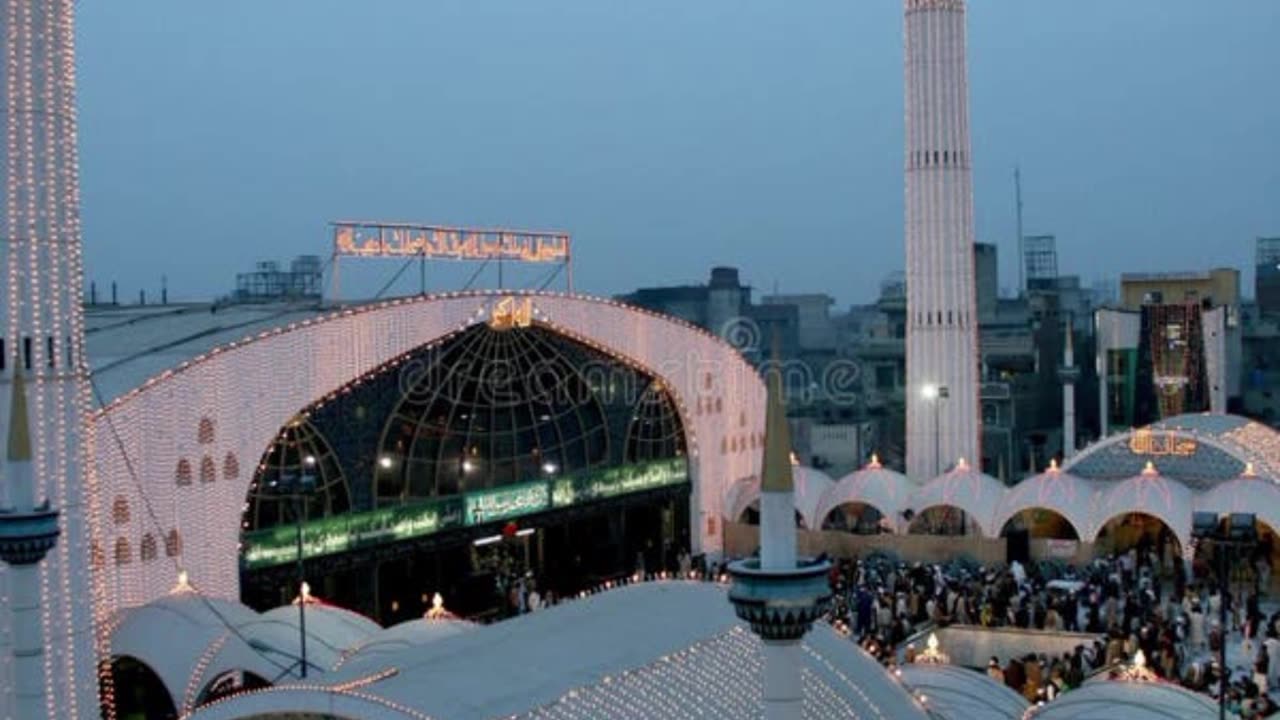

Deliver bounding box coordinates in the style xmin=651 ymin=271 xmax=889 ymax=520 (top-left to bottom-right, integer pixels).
xmin=921 ymin=383 xmax=939 ymax=401
xmin=378 ymin=455 xmax=393 ymax=470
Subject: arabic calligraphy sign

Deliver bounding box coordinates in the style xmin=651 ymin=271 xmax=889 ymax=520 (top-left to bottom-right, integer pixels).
xmin=1127 ymin=429 xmax=1197 ymax=457
xmin=332 ymin=221 xmax=570 ymax=263
xmin=241 ymin=458 xmax=686 ymax=570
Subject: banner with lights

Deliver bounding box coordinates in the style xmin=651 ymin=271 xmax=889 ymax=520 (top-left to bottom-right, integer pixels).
xmin=241 ymin=458 xmax=687 ymax=570
xmin=333 ymin=221 xmax=570 ymax=263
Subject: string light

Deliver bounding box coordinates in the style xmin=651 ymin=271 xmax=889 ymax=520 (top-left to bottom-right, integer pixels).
xmin=88 ymin=291 xmax=766 ymax=624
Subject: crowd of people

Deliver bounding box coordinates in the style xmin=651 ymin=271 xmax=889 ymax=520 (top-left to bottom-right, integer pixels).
xmin=823 ymin=541 xmax=1280 ymax=717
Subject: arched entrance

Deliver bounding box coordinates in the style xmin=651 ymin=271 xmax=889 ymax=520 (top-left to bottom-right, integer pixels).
xmin=238 ymin=320 xmax=694 ymax=622
xmin=822 ymin=502 xmax=890 ymax=534
xmin=106 ymin=656 xmax=177 ymax=720
xmin=999 ymin=508 xmax=1080 ymax=541
xmin=1094 ymin=512 xmax=1183 ymax=580
xmin=738 ymin=503 xmax=805 ymax=529
xmin=908 ymin=505 xmax=980 ymax=536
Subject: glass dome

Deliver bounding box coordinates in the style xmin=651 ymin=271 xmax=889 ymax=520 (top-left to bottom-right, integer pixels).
xmin=244 ymin=416 xmax=350 ymax=531
xmin=374 ymin=323 xmax=683 ymax=504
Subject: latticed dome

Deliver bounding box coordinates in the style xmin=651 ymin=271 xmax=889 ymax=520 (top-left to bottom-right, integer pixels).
xmin=244 ymin=416 xmax=349 ymax=531
xmin=375 ymin=323 xmax=684 ymax=503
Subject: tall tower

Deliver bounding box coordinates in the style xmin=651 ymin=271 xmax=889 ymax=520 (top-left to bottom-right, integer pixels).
xmin=904 ymin=0 xmax=981 ymax=480
xmin=0 ymin=1 xmax=103 ymax=718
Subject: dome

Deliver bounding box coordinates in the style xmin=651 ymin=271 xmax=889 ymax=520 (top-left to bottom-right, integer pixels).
xmin=895 ymin=663 xmax=1029 ymax=720
xmin=724 ymin=465 xmax=835 ymax=529
xmin=1024 ymin=679 xmax=1224 ymax=719
xmin=814 ymin=457 xmax=913 ymax=531
xmin=108 ymin=586 xmax=276 ymax=713
xmin=1064 ymin=412 xmax=1280 ymax=490
xmin=1194 ymin=471 xmax=1280 ymax=535
xmin=1095 ymin=464 xmax=1195 ymax=547
xmin=992 ymin=464 xmax=1100 ymax=539
xmin=907 ymin=460 xmax=1006 ymax=537
xmin=373 ymin=322 xmax=684 ymax=503
xmin=186 ymin=582 xmax=931 ymax=720
xmin=336 ymin=616 xmax=479 ymax=672
xmin=259 ymin=595 xmax=381 ymax=662
xmin=792 ymin=465 xmax=836 ymax=528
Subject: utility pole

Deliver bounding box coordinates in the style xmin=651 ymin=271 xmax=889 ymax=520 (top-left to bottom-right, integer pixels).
xmin=1015 ymin=167 xmax=1025 ymax=297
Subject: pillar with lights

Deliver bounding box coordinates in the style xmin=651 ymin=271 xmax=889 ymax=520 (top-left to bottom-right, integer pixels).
xmin=0 ymin=0 xmax=103 ymax=717
xmin=728 ymin=352 xmax=831 ymax=720
xmin=903 ymin=0 xmax=982 ymax=480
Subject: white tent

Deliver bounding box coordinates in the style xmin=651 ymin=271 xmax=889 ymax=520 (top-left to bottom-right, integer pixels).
xmin=990 ymin=466 xmax=1100 ymax=539
xmin=907 ymin=460 xmax=1006 ymax=537
xmin=814 ymin=459 xmax=913 ymax=531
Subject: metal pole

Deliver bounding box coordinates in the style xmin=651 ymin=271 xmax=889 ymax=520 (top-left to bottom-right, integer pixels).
xmin=933 ymin=399 xmax=940 ymax=476
xmin=295 ymin=493 xmax=308 ymax=679
xmin=1220 ymin=543 xmax=1227 ymax=720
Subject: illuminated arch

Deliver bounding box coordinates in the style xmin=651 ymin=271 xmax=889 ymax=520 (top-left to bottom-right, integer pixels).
xmin=814 ymin=460 xmax=912 ymax=533
xmin=1091 ymin=467 xmax=1194 ymax=550
xmin=990 ymin=467 xmax=1098 ymax=541
xmin=905 ymin=462 xmax=1004 ymax=537
xmin=723 ymin=466 xmax=834 ymax=530
xmin=91 ymin=291 xmax=765 ymax=609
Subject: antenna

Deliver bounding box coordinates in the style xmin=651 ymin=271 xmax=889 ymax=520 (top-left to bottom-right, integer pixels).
xmin=1015 ymin=166 xmax=1025 ymax=297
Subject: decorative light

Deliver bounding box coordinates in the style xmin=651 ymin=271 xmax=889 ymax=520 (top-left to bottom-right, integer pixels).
xmin=921 ymin=383 xmax=939 ymax=401
xmin=378 ymin=455 xmax=393 ymax=470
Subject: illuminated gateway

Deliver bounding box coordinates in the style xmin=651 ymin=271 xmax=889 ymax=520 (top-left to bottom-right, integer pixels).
xmin=87 ymin=292 xmax=767 ymax=614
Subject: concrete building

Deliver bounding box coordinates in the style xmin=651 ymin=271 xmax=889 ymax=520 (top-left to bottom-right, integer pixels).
xmin=1255 ymin=237 xmax=1280 ymax=316
xmin=903 ymin=0 xmax=981 ymax=481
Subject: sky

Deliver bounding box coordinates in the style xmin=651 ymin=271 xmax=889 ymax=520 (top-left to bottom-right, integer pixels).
xmin=77 ymin=1 xmax=1280 ymax=307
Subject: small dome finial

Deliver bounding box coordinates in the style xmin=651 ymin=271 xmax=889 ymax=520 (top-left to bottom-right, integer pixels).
xmin=868 ymin=453 xmax=882 ymax=469
xmin=1141 ymin=461 xmax=1157 ymax=477
xmin=1243 ymin=462 xmax=1257 ymax=478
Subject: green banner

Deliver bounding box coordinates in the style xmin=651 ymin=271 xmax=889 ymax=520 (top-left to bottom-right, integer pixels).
xmin=242 ymin=458 xmax=687 ymax=570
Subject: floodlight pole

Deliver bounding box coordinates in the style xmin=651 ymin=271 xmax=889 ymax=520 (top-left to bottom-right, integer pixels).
xmin=295 ymin=490 xmax=308 ymax=679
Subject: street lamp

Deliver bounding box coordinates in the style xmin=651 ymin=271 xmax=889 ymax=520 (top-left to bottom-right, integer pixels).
xmin=271 ymin=469 xmax=317 ymax=679
xmin=1192 ymin=511 xmax=1257 ymax=720
xmin=921 ymin=384 xmax=949 ymax=476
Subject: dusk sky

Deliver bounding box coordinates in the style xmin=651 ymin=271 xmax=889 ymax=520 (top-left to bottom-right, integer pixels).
xmin=77 ymin=1 xmax=1279 ymax=306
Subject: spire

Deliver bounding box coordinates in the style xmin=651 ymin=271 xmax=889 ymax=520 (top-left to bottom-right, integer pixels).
xmin=760 ymin=338 xmax=793 ymax=493
xmin=8 ymin=364 xmax=32 ymax=462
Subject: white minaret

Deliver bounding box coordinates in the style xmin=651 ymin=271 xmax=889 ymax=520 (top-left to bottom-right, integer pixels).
xmin=0 ymin=371 xmax=60 ymax=720
xmin=1060 ymin=319 xmax=1079 ymax=459
xmin=904 ymin=0 xmax=981 ymax=481
xmin=0 ymin=1 xmax=102 ymax=718
xmin=728 ymin=353 xmax=831 ymax=720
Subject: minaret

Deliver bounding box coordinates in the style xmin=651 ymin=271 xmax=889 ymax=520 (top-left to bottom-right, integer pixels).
xmin=729 ymin=355 xmax=831 ymax=720
xmin=1059 ymin=318 xmax=1080 ymax=459
xmin=0 ymin=1 xmax=102 ymax=717
xmin=758 ymin=353 xmax=796 ymax=571
xmin=0 ymin=370 xmax=60 ymax=719
xmin=904 ymin=0 xmax=981 ymax=481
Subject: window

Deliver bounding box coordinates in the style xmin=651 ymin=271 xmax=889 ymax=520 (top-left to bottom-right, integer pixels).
xmin=197 ymin=417 xmax=215 ymax=445
xmin=222 ymin=452 xmax=240 ymax=480
xmin=139 ymin=534 xmax=157 ymax=563
xmin=114 ymin=537 xmax=131 ymax=566
xmin=111 ymin=496 xmax=130 ymax=525
xmin=175 ymin=458 xmax=193 ymax=486
xmin=164 ymin=529 xmax=182 ymax=558
xmin=200 ymin=456 xmax=216 ymax=483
